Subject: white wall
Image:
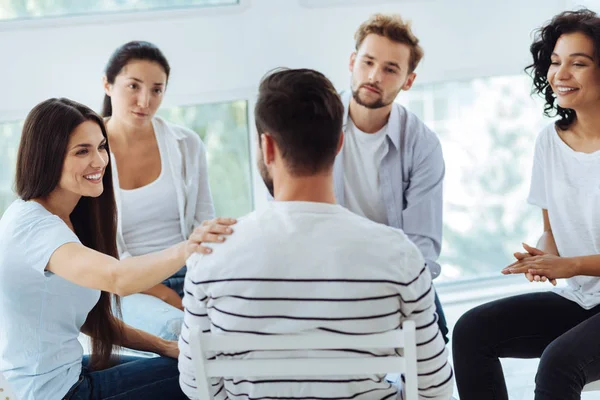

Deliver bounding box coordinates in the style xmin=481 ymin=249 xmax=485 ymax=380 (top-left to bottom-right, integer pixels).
xmin=0 ymin=0 xmax=572 ymax=117
xmin=0 ymin=0 xmax=575 ymax=206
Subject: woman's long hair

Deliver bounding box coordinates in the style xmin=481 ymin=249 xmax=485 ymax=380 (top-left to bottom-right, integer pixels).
xmin=526 ymin=9 xmax=600 ymax=130
xmin=102 ymin=41 xmax=171 ymax=117
xmin=15 ymin=98 xmax=123 ymax=371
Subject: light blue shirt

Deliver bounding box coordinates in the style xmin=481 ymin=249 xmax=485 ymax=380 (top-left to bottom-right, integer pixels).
xmin=334 ymin=91 xmax=445 ymax=278
xmin=0 ymin=200 xmax=100 ymax=400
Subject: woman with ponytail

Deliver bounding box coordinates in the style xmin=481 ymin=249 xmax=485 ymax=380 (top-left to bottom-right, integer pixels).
xmin=101 ymin=41 xmax=219 ymax=341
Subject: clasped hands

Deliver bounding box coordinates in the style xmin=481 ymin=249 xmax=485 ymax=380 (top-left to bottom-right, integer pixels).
xmin=501 ymin=243 xmax=577 ymax=286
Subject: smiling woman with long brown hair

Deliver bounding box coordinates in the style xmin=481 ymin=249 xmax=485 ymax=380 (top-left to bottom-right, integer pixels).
xmin=0 ymin=98 xmax=234 ymax=400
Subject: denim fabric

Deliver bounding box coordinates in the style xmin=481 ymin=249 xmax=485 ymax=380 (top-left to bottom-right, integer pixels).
xmin=64 ymin=355 xmax=187 ymax=399
xmin=118 ymin=266 xmax=186 ymax=341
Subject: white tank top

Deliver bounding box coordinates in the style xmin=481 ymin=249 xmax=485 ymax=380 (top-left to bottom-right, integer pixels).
xmin=119 ymin=130 xmax=184 ymax=256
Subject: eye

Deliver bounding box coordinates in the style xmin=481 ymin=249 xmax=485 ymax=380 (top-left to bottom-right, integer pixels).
xmin=128 ymin=83 xmax=138 ymax=89
xmin=386 ymin=68 xmax=397 ymax=74
xmin=574 ymin=63 xmax=586 ymax=67
xmin=153 ymin=88 xmax=163 ymax=94
xmin=550 ymin=61 xmax=560 ymax=66
xmin=364 ymin=60 xmax=373 ymax=66
xmin=76 ymin=149 xmax=88 ymax=156
xmin=99 ymin=142 xmax=108 ymax=151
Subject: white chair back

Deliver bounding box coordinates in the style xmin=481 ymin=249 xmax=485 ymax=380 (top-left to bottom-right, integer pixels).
xmin=189 ymin=320 xmax=418 ymax=400
xmin=0 ymin=373 xmax=17 ymax=400
xmin=583 ymin=380 xmax=600 ymax=392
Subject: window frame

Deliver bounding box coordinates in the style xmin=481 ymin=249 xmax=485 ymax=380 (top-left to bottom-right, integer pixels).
xmin=0 ymin=0 xmax=249 ymax=31
xmin=298 ymin=0 xmax=434 ymax=8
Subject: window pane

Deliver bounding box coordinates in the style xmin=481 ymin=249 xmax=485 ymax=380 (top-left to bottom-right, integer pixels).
xmin=159 ymin=100 xmax=253 ymax=218
xmin=0 ymin=121 xmax=22 ymax=217
xmin=396 ymin=75 xmax=551 ymax=281
xmin=0 ymin=100 xmax=252 ymax=220
xmin=0 ymin=0 xmax=239 ymax=21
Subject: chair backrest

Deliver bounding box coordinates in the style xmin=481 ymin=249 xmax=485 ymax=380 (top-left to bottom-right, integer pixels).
xmin=583 ymin=380 xmax=600 ymax=392
xmin=189 ymin=320 xmax=417 ymax=400
xmin=0 ymin=372 xmax=17 ymax=400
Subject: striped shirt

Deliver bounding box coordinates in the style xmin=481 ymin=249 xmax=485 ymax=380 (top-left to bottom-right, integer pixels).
xmin=178 ymin=201 xmax=453 ymax=400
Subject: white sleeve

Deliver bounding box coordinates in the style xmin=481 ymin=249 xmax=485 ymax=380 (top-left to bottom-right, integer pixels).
xmin=397 ymin=252 xmax=454 ymax=399
xmin=178 ymin=256 xmax=226 ymax=400
xmin=527 ymin=131 xmax=547 ymax=209
xmin=16 ymin=214 xmax=80 ymax=276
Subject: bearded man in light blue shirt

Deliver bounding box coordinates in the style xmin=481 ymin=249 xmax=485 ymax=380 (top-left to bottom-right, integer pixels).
xmin=336 ymin=13 xmax=448 ymax=342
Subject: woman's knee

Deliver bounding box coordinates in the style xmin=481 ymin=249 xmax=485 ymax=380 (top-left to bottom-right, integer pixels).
xmin=452 ymin=304 xmax=494 ymax=351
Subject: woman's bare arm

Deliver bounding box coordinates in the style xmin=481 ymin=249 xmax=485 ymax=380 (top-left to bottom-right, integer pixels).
xmin=48 ymin=242 xmax=186 ymax=297
xmin=46 ymin=218 xmax=235 ymax=296
xmin=536 ymin=209 xmax=559 ymax=256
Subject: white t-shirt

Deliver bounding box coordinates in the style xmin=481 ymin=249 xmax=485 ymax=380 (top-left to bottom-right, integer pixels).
xmin=179 ymin=201 xmax=454 ymax=400
xmin=342 ymin=118 xmax=389 ymax=224
xmin=528 ymin=123 xmax=600 ymax=309
xmin=0 ymin=200 xmax=100 ymax=400
xmin=120 ymin=127 xmax=184 ymax=256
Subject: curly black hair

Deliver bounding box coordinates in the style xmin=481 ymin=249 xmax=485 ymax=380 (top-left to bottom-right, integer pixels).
xmin=526 ymin=9 xmax=600 ymax=130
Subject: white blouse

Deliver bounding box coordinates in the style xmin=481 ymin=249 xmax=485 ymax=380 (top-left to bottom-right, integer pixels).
xmin=111 ymin=116 xmax=215 ymax=259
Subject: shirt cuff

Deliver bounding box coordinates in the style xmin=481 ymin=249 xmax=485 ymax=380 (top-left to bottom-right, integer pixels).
xmin=425 ymin=259 xmax=441 ymax=279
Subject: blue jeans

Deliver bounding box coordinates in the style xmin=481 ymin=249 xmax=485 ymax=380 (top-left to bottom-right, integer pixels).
xmin=119 ymin=266 xmax=186 ymax=341
xmin=64 ymin=355 xmax=187 ymax=399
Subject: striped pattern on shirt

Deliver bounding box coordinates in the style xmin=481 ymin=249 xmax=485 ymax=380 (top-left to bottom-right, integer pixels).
xmin=178 ymin=202 xmax=453 ymax=400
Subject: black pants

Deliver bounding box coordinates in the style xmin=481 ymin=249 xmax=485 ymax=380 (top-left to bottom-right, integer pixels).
xmin=453 ymin=292 xmax=600 ymax=400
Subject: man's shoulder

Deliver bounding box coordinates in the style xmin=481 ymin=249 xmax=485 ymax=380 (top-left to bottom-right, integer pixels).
xmin=340 ymin=216 xmax=426 ymax=278
xmin=341 ymin=213 xmax=420 ymax=251
xmin=394 ymin=103 xmax=441 ymax=149
xmin=185 ymin=210 xmax=263 ymax=267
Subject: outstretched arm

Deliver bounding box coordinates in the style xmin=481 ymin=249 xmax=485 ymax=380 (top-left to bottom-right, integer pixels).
xmin=47 ymin=218 xmax=235 ymax=296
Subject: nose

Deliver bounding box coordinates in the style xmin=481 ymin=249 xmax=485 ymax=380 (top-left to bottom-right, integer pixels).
xmin=91 ymin=150 xmax=108 ymax=169
xmin=137 ymin=89 xmax=150 ymax=109
xmin=555 ymin=63 xmax=571 ymax=81
xmin=368 ymin=66 xmax=382 ymax=84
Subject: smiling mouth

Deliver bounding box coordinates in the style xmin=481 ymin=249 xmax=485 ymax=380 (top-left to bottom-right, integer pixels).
xmin=84 ymin=173 xmax=102 ymax=182
xmin=555 ymin=86 xmax=579 ymax=95
xmin=132 ymin=111 xmax=148 ymax=117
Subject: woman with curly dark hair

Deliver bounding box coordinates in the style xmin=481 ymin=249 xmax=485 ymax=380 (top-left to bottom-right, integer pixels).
xmin=453 ymin=9 xmax=600 ymax=400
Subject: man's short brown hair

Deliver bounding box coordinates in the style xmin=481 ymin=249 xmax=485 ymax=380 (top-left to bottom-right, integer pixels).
xmin=354 ymin=13 xmax=424 ymax=73
xmin=255 ymin=68 xmax=344 ymax=176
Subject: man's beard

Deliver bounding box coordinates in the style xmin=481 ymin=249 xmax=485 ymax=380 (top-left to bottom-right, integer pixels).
xmin=258 ymin=156 xmax=274 ymax=198
xmin=351 ymin=81 xmax=399 ymax=109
